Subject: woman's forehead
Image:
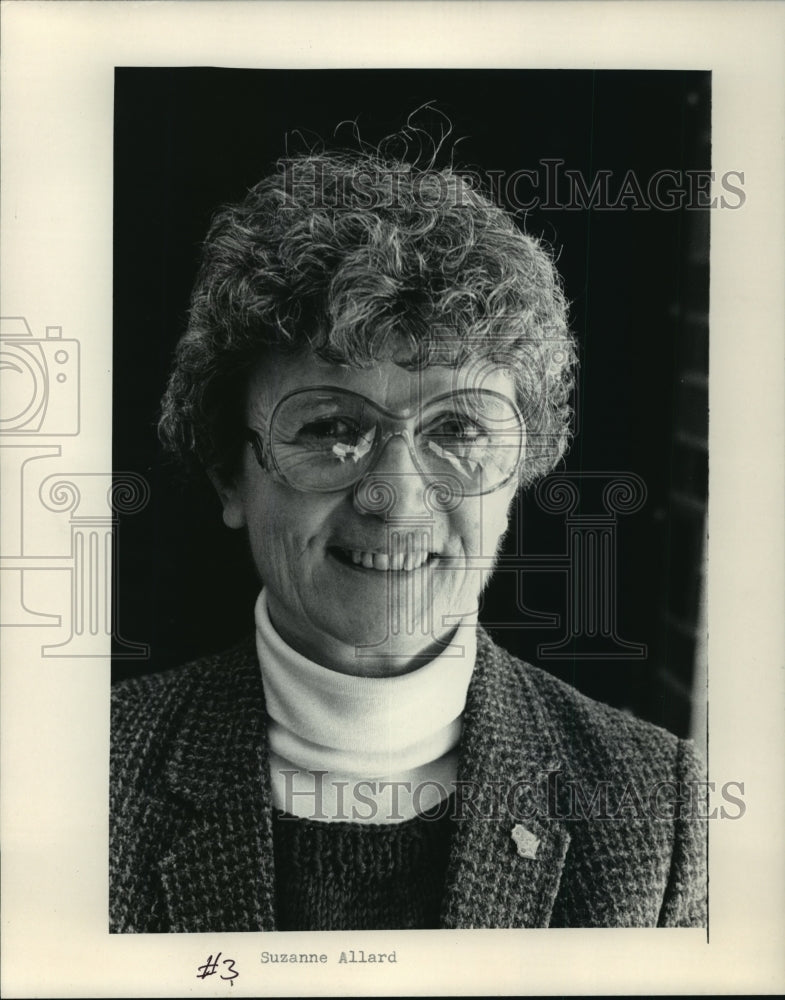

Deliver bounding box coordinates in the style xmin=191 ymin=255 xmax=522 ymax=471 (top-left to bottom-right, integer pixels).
xmin=245 ymin=351 xmax=517 ymax=419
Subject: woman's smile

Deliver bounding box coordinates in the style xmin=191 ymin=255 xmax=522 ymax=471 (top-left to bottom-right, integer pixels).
xmin=329 ymin=545 xmax=439 ymax=573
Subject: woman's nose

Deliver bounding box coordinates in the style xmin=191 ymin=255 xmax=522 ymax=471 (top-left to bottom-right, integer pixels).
xmin=352 ymin=433 xmax=428 ymax=518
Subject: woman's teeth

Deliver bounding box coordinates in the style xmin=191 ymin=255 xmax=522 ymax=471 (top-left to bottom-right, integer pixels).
xmin=348 ymin=549 xmax=432 ymax=572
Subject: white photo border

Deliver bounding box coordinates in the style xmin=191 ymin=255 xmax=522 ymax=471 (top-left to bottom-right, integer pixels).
xmin=1 ymin=1 xmax=784 ymax=996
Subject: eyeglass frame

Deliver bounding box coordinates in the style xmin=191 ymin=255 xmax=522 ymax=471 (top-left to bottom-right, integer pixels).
xmin=244 ymin=383 xmax=526 ymax=496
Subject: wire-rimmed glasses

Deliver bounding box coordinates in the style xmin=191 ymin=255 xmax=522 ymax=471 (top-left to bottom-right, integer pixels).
xmin=246 ymin=384 xmax=525 ymax=496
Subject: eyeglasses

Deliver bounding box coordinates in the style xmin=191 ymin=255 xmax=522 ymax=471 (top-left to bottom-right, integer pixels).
xmin=246 ymin=385 xmax=525 ymax=496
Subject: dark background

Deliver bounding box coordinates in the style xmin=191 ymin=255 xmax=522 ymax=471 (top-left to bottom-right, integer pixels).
xmin=112 ymin=68 xmax=710 ymax=738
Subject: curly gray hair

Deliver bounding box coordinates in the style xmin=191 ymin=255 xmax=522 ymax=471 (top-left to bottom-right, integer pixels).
xmin=159 ymin=147 xmax=577 ymax=488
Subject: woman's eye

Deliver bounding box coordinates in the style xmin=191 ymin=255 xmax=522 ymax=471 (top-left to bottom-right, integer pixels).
xmin=297 ymin=418 xmax=358 ymax=443
xmin=431 ymin=418 xmax=484 ymax=441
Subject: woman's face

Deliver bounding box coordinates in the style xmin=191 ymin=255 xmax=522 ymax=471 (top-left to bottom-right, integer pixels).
xmin=215 ymin=351 xmax=520 ymax=676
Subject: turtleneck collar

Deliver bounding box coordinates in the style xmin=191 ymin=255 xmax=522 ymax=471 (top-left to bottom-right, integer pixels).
xmin=254 ymin=589 xmax=478 ymax=822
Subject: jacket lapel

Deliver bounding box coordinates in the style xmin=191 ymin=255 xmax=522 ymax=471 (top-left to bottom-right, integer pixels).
xmin=440 ymin=629 xmax=571 ymax=928
xmin=158 ymin=641 xmax=278 ymax=932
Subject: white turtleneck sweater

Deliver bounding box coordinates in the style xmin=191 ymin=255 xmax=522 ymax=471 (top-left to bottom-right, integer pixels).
xmin=254 ymin=590 xmax=477 ymax=824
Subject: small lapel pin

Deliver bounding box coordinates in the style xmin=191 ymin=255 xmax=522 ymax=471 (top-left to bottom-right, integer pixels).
xmin=511 ymin=824 xmax=540 ymax=860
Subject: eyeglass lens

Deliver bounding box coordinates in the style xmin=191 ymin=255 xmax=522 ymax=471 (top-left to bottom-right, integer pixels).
xmin=268 ymin=387 xmax=524 ymax=494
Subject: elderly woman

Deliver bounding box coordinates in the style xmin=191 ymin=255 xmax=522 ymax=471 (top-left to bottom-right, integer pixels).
xmin=110 ymin=144 xmax=707 ymax=932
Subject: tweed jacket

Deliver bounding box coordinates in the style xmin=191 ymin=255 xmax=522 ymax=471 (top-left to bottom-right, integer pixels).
xmin=110 ymin=628 xmax=707 ymax=932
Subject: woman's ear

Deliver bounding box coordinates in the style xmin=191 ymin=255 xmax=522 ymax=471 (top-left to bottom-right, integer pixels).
xmin=207 ymin=468 xmax=247 ymax=530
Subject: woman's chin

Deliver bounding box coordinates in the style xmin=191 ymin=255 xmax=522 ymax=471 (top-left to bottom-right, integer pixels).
xmin=314 ymin=622 xmax=453 ymax=675
xmin=306 ymin=591 xmax=469 ymax=673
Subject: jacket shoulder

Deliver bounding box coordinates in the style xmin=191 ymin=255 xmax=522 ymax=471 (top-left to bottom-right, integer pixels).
xmin=112 ymin=635 xmax=257 ymax=708
xmin=110 ymin=636 xmax=258 ymax=769
xmin=475 ymin=629 xmax=703 ymax=784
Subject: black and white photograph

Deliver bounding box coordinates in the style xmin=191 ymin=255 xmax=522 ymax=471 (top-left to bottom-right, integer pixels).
xmin=112 ymin=68 xmax=711 ymax=933
xmin=1 ymin=2 xmax=784 ymax=996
